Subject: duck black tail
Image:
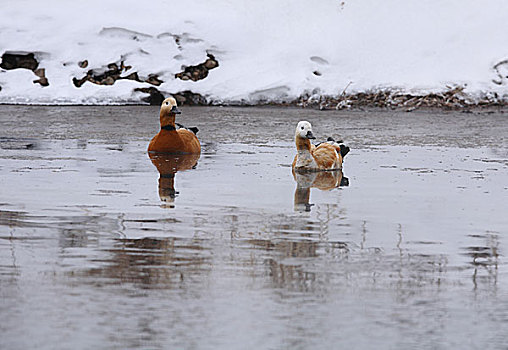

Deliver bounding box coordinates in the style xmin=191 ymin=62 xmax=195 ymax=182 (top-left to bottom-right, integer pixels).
xmin=326 ymin=137 xmax=349 ymax=158
xmin=327 ymin=136 xmax=344 ymax=143
xmin=339 ymin=144 xmax=350 ymax=158
xmin=175 ymin=123 xmax=199 ymax=135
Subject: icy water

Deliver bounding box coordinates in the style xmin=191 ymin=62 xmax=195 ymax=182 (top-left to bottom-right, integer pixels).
xmin=1 ymin=105 xmax=507 ymax=349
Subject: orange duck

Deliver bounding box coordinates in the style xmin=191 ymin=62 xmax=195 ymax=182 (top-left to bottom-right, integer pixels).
xmin=292 ymin=121 xmax=349 ymax=172
xmin=148 ymin=97 xmax=201 ymax=154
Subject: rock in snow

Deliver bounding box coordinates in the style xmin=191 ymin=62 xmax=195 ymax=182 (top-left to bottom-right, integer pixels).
xmin=1 ymin=0 xmax=508 ymax=105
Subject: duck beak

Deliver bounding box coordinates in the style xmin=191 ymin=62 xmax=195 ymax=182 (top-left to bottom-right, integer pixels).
xmin=306 ymin=131 xmax=316 ymax=139
xmin=171 ymin=106 xmax=181 ymax=114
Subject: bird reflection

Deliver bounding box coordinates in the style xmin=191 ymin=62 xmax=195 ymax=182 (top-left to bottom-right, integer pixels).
xmin=292 ymin=170 xmax=349 ymax=212
xmin=72 ymin=237 xmax=211 ymax=289
xmin=148 ymin=153 xmax=200 ymax=207
xmin=463 ymin=233 xmax=500 ymax=290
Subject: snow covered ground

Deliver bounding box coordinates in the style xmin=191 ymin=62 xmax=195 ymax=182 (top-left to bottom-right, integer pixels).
xmin=1 ymin=0 xmax=508 ymax=104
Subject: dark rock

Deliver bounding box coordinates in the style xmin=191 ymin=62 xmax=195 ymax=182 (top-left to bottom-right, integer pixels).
xmin=172 ymin=90 xmax=207 ymax=105
xmin=175 ymin=54 xmax=219 ymax=82
xmin=192 ymin=67 xmax=208 ymax=80
xmin=1 ymin=52 xmax=39 ymax=71
xmin=146 ymin=74 xmax=163 ymax=86
xmin=107 ymin=63 xmax=120 ymax=72
xmin=34 ymin=68 xmax=45 ymax=78
xmin=33 ymin=76 xmax=49 ymax=87
xmin=73 ymin=60 xmax=148 ymax=87
xmin=78 ymin=60 xmax=88 ymax=68
xmin=102 ymin=76 xmax=116 ymax=85
xmin=121 ymin=62 xmax=132 ymax=71
xmin=135 ymin=87 xmax=165 ymax=105
xmin=204 ymin=58 xmax=218 ymax=70
xmin=32 ymin=68 xmax=49 ymax=86
xmin=122 ymin=72 xmax=141 ymax=82
xmin=0 ymin=51 xmax=49 ymax=87
xmin=72 ymin=76 xmax=89 ymax=88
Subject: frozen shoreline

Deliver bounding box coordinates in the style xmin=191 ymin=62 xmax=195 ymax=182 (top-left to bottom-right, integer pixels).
xmin=1 ymin=90 xmax=507 ymax=112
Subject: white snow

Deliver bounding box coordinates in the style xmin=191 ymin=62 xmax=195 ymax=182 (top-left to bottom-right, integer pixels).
xmin=1 ymin=0 xmax=508 ymax=104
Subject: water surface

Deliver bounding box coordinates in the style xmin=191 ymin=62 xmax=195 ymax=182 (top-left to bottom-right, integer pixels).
xmin=1 ymin=106 xmax=507 ymax=349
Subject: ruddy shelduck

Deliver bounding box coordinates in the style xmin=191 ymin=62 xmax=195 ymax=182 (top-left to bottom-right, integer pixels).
xmin=148 ymin=97 xmax=201 ymax=154
xmin=292 ymin=121 xmax=349 ymax=172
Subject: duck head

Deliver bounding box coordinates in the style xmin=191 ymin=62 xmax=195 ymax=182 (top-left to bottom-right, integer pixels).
xmin=159 ymin=97 xmax=181 ymax=127
xmin=295 ymin=121 xmax=315 ymax=140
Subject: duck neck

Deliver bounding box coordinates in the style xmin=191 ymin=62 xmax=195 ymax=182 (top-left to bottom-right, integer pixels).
xmin=295 ymin=136 xmax=317 ymax=168
xmin=160 ymin=112 xmax=176 ymax=131
xmin=295 ymin=136 xmax=311 ymax=152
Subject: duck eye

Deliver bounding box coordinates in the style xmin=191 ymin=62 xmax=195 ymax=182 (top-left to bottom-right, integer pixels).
xmin=301 ymin=127 xmax=304 ymax=130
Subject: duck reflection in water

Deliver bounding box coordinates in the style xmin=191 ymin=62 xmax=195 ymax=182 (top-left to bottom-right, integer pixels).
xmin=293 ymin=169 xmax=349 ymax=212
xmin=149 ymin=153 xmax=200 ymax=207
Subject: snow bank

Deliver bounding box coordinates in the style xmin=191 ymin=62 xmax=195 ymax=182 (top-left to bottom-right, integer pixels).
xmin=1 ymin=0 xmax=508 ymax=104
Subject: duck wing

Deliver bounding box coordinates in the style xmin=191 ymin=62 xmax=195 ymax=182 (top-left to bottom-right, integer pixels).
xmin=311 ymin=143 xmax=341 ymax=170
xmin=323 ymin=137 xmax=349 ymax=158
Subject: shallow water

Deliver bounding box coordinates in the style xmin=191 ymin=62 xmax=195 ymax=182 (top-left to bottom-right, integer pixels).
xmin=1 ymin=105 xmax=507 ymax=349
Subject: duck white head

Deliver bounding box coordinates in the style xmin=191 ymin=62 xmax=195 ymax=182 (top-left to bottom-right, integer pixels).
xmin=295 ymin=121 xmax=316 ymax=140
